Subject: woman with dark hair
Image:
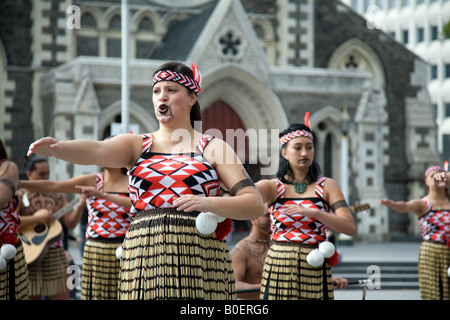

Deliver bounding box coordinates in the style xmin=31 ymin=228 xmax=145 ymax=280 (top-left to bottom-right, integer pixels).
xmin=19 ymin=166 xmax=131 ymax=300
xmin=0 ymin=139 xmax=29 ymax=300
xmin=26 ymin=61 xmax=264 ymax=299
xmin=256 ymin=115 xmax=355 ymax=300
xmin=381 ymin=165 xmax=450 ymax=300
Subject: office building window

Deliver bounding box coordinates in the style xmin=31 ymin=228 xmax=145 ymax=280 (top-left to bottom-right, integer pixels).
xmin=443 ymin=134 xmax=450 ymax=163
xmin=402 ymin=29 xmax=409 ymax=44
xmin=431 ymin=26 xmax=438 ymax=40
xmin=445 ymin=103 xmax=450 ymax=118
xmin=431 ymin=65 xmax=438 ymax=80
xmin=417 ymin=27 xmax=424 ymax=42
xmin=445 ymin=63 xmax=450 ymax=78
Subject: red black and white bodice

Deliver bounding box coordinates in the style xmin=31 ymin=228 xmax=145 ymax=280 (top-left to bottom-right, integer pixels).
xmin=419 ymin=200 xmax=450 ymax=246
xmin=269 ymin=177 xmax=330 ymax=244
xmin=85 ymin=173 xmax=131 ymax=239
xmin=0 ymin=159 xmax=20 ymax=244
xmin=0 ymin=194 xmax=20 ymax=243
xmin=128 ymin=134 xmax=220 ymax=216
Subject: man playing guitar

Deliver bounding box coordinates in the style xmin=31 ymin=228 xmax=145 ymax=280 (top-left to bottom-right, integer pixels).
xmin=17 ymin=157 xmax=83 ymax=300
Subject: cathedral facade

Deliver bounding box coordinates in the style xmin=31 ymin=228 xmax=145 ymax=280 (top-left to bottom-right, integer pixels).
xmin=0 ymin=0 xmax=441 ymax=241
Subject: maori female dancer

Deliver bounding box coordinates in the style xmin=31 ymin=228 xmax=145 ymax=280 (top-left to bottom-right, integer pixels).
xmin=27 ymin=62 xmax=264 ymax=299
xmin=381 ymin=165 xmax=450 ymax=300
xmin=0 ymin=139 xmax=29 ymax=300
xmin=256 ymin=115 xmax=355 ymax=300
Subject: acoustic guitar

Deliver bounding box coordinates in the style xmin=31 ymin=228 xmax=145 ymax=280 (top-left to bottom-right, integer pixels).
xmin=19 ymin=196 xmax=80 ymax=267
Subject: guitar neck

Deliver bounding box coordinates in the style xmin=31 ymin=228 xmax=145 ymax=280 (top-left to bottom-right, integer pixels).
xmin=53 ymin=196 xmax=80 ymax=220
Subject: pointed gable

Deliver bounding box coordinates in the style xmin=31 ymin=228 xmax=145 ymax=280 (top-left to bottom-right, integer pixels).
xmin=187 ymin=0 xmax=271 ymax=84
xmin=150 ymin=3 xmax=217 ymax=61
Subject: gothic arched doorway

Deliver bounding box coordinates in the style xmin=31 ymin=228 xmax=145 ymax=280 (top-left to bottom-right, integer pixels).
xmin=202 ymin=100 xmax=261 ymax=181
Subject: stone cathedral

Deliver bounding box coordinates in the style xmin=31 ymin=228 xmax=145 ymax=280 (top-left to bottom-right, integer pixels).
xmin=0 ymin=0 xmax=441 ymax=241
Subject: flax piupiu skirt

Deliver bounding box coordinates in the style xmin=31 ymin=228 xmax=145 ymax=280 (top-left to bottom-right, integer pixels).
xmin=0 ymin=239 xmax=29 ymax=300
xmin=28 ymin=246 xmax=69 ymax=297
xmin=260 ymin=241 xmax=334 ymax=300
xmin=81 ymin=237 xmax=123 ymax=300
xmin=418 ymin=241 xmax=450 ymax=300
xmin=117 ymin=208 xmax=236 ymax=300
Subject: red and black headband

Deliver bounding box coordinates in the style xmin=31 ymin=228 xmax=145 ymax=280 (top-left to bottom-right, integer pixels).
xmin=280 ymin=112 xmax=314 ymax=146
xmin=152 ymin=62 xmax=202 ymax=95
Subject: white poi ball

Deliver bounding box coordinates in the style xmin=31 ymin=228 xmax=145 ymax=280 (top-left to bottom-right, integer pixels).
xmin=0 ymin=255 xmax=6 ymax=270
xmin=115 ymin=246 xmax=122 ymax=259
xmin=306 ymin=249 xmax=324 ymax=267
xmin=0 ymin=244 xmax=16 ymax=260
xmin=195 ymin=212 xmax=218 ymax=234
xmin=447 ymin=266 xmax=450 ymax=278
xmin=318 ymin=241 xmax=335 ymax=258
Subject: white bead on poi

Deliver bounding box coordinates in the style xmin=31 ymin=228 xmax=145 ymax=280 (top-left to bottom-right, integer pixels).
xmin=116 ymin=246 xmax=122 ymax=259
xmin=318 ymin=241 xmax=335 ymax=258
xmin=0 ymin=244 xmax=16 ymax=260
xmin=306 ymin=249 xmax=325 ymax=267
xmin=307 ymin=241 xmax=336 ymax=267
xmin=195 ymin=212 xmax=226 ymax=234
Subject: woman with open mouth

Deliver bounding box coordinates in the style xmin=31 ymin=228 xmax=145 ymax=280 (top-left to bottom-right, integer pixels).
xmin=26 ymin=62 xmax=265 ymax=300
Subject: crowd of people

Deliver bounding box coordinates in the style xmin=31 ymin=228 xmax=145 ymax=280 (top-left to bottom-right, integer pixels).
xmin=1 ymin=61 xmax=449 ymax=300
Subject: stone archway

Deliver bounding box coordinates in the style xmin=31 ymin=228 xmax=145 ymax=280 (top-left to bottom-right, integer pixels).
xmin=99 ymin=100 xmax=158 ymax=138
xmin=327 ymin=38 xmax=385 ymax=87
xmin=202 ymin=100 xmax=248 ymax=162
xmin=198 ymin=65 xmax=287 ymax=178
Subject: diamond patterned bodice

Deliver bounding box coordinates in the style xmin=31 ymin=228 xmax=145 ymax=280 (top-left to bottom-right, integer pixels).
xmin=128 ymin=134 xmax=220 ymax=216
xmin=269 ymin=177 xmax=330 ymax=244
xmin=0 ymin=195 xmax=19 ymax=238
xmin=86 ymin=173 xmax=131 ymax=239
xmin=419 ymin=200 xmax=450 ymax=244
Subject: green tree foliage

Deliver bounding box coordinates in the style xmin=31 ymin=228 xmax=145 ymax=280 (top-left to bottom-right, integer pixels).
xmin=443 ymin=20 xmax=450 ymax=40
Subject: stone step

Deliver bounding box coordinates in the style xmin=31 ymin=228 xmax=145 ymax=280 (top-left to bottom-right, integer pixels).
xmin=334 ymin=265 xmax=418 ymax=274
xmin=333 ymin=261 xmax=419 ymax=290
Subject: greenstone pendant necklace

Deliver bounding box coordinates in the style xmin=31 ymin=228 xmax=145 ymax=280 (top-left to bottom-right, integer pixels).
xmin=293 ymin=178 xmax=308 ymax=194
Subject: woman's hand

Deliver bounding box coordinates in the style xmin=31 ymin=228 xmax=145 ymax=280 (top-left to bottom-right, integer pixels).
xmin=76 ymin=185 xmax=101 ymax=198
xmin=380 ymin=198 xmax=428 ymax=217
xmin=282 ymin=204 xmax=319 ymax=218
xmin=173 ymin=195 xmax=213 ymax=213
xmin=380 ymin=199 xmax=397 ymax=209
xmin=433 ymin=171 xmax=448 ymax=188
xmin=27 ymin=137 xmax=61 ymax=157
xmin=34 ymin=209 xmax=55 ymax=224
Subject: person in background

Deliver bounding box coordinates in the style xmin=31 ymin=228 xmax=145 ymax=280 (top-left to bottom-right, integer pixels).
xmin=381 ymin=165 xmax=450 ymax=300
xmin=231 ymin=209 xmax=272 ymax=300
xmin=0 ymin=139 xmax=29 ymax=300
xmin=17 ymin=157 xmax=82 ymax=300
xmin=19 ymin=167 xmax=131 ymax=300
xmin=231 ymin=204 xmax=348 ymax=300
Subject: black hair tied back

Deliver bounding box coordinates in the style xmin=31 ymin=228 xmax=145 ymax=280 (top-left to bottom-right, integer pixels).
xmin=277 ymin=124 xmax=321 ymax=183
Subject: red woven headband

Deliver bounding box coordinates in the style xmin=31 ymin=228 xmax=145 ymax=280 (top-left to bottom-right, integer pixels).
xmin=280 ymin=112 xmax=313 ymax=146
xmin=280 ymin=130 xmax=314 ymax=146
xmin=152 ymin=63 xmax=202 ymax=95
